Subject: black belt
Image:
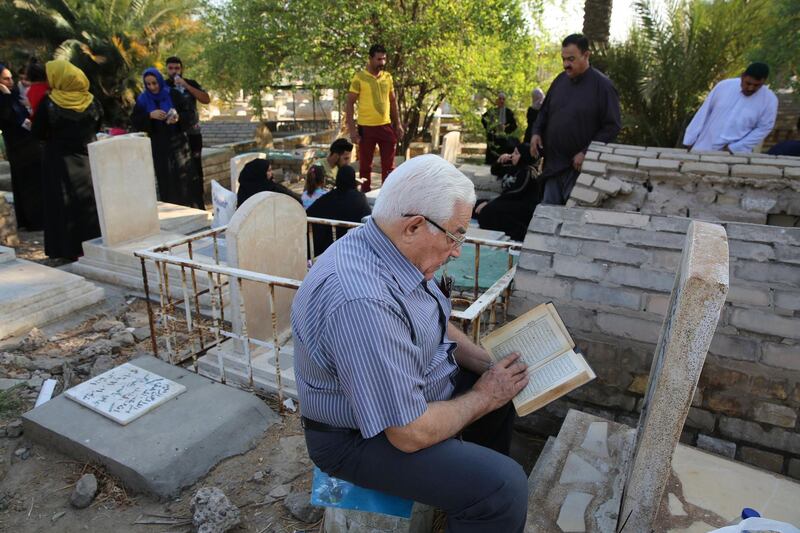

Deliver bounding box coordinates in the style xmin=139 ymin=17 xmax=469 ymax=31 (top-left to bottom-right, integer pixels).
xmin=301 ymin=416 xmax=358 ymax=434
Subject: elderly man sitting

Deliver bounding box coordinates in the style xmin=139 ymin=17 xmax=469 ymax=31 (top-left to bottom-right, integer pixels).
xmin=292 ymin=154 xmax=529 ymax=532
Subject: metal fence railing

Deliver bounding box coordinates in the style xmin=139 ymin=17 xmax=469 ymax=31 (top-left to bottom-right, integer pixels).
xmin=134 ymin=217 xmax=521 ymax=406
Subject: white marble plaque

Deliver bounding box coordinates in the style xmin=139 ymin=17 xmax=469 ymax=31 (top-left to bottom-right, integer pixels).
xmin=65 ymin=363 xmax=186 ymax=425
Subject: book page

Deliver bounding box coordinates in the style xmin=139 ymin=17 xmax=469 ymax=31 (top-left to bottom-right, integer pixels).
xmin=490 ymin=315 xmax=567 ymax=368
xmin=521 ymin=350 xmax=580 ymax=400
xmin=514 ymin=350 xmax=595 ymax=416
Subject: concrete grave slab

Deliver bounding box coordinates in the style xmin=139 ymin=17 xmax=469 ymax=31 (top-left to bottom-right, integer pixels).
xmin=0 ymin=258 xmax=104 ymax=339
xmin=23 ymin=355 xmax=278 ymax=499
xmin=657 ymin=444 xmax=800 ymax=530
xmin=526 ymin=409 xmax=636 ymax=532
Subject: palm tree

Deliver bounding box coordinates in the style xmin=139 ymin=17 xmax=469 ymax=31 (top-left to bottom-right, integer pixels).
xmin=583 ymin=0 xmax=613 ymax=46
xmin=3 ymin=0 xmax=205 ymax=124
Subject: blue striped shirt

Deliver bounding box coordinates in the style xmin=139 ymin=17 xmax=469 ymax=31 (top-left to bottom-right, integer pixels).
xmin=291 ymin=218 xmax=458 ymax=439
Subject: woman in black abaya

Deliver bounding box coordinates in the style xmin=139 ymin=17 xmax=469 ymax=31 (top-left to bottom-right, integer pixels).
xmin=32 ymin=60 xmax=101 ymax=259
xmin=131 ymin=67 xmax=200 ymax=208
xmin=475 ymin=142 xmax=541 ymax=242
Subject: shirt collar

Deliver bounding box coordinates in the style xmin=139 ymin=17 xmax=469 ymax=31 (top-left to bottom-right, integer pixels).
xmin=569 ymin=66 xmax=591 ymax=84
xmin=363 ymin=218 xmax=425 ymax=294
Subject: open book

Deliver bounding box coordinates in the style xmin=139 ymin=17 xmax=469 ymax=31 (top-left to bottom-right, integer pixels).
xmin=481 ymin=302 xmax=595 ymax=417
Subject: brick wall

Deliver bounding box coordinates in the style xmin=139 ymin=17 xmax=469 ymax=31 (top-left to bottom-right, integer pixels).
xmin=512 ymin=204 xmax=800 ymax=478
xmin=200 ymin=120 xmax=264 ymax=147
xmin=570 ymin=142 xmax=800 ymax=227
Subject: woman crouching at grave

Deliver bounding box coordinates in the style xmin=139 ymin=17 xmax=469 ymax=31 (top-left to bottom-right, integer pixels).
xmin=32 ymin=60 xmax=102 ymax=260
xmin=131 ymin=67 xmax=200 ymax=209
xmin=473 ymin=142 xmax=542 ymax=242
xmin=236 ymin=158 xmax=301 ymax=208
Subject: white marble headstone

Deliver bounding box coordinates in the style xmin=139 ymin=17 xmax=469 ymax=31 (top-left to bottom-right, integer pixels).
xmin=65 ymin=363 xmax=186 ymax=425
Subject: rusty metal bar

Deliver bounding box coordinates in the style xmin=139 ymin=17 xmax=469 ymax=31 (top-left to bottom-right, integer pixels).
xmin=207 ymin=270 xmax=225 ymax=384
xmin=151 ymin=226 xmax=227 ymax=252
xmin=187 ymin=241 xmax=205 ymax=352
xmin=452 ymin=267 xmax=516 ymax=322
xmin=160 ymin=260 xmax=177 ymax=364
xmin=235 ymin=277 xmax=254 ymax=388
xmin=135 ymin=251 xmax=302 ymax=288
xmin=268 ymin=284 xmax=284 ymax=412
xmin=212 ymin=232 xmax=225 ymax=323
xmin=307 ymin=223 xmax=316 ymax=262
xmin=140 ymin=256 xmax=159 ymax=357
xmin=473 ymin=242 xmax=481 ymax=300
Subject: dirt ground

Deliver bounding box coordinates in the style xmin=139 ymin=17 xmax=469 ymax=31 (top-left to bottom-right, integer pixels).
xmin=0 ymin=238 xmax=545 ymax=533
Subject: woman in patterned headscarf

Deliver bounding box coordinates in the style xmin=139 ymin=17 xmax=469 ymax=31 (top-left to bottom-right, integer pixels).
xmin=32 ymin=60 xmax=102 ymax=259
xmin=131 ymin=67 xmax=200 ymax=209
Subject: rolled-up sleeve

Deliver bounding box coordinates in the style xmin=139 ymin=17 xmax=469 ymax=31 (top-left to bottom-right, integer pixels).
xmin=322 ymin=298 xmax=427 ymax=439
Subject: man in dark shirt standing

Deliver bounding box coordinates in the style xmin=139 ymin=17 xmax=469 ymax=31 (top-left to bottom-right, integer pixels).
xmin=166 ymin=56 xmax=210 ymax=209
xmin=531 ymin=34 xmax=621 ymax=204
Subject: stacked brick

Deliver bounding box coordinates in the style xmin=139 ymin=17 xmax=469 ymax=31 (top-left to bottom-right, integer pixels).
xmin=200 ymin=120 xmax=262 ymax=147
xmin=570 ymin=142 xmax=800 ymax=226
xmin=513 ymin=204 xmax=800 ymax=478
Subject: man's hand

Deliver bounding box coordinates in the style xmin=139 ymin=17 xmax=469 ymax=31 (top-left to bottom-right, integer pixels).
xmin=497 ymin=153 xmax=513 ymax=165
xmin=472 ymin=353 xmax=529 ymax=412
xmin=530 ymin=134 xmax=543 ymax=158
xmin=150 ymin=109 xmax=167 ymax=120
xmin=0 ymin=84 xmax=10 ymax=95
xmin=350 ymin=129 xmax=361 ymax=145
xmin=173 ymin=76 xmax=188 ymax=89
xmin=394 ymin=122 xmax=404 ymax=139
xmin=572 ymin=151 xmax=585 ymax=171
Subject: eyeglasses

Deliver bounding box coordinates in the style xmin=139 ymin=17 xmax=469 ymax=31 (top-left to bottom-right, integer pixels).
xmin=403 ymin=213 xmax=467 ymax=248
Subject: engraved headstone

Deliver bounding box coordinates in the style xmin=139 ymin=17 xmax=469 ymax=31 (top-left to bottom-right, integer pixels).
xmin=227 ymin=191 xmax=306 ymax=348
xmin=65 ymin=362 xmax=186 ymax=425
xmin=88 ymin=133 xmax=160 ymax=246
xmin=440 ymin=131 xmax=461 ymax=164
xmin=619 ymin=221 xmax=729 ymax=531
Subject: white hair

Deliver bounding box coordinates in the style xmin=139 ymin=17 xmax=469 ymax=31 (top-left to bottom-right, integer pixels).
xmin=372 ymin=154 xmax=476 ymax=227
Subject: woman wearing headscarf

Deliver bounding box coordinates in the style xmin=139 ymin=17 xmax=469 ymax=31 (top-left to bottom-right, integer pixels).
xmin=0 ymin=62 xmax=43 ymax=230
xmin=32 ymin=60 xmax=102 ymax=258
xmin=306 ymin=165 xmax=371 ymax=256
xmin=25 ymin=59 xmax=49 ymax=120
xmin=523 ymin=88 xmax=545 ymax=143
xmin=474 ymin=142 xmax=541 ymax=242
xmin=236 ymin=158 xmax=301 ymax=208
xmin=131 ymin=67 xmax=200 ymax=209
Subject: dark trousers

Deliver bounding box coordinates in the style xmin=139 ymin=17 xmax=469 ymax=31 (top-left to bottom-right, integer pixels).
xmin=541 ymin=167 xmax=579 ymax=205
xmin=358 ymin=124 xmax=397 ymax=192
xmin=188 ymin=133 xmax=205 ymax=209
xmin=303 ymin=371 xmax=528 ymax=532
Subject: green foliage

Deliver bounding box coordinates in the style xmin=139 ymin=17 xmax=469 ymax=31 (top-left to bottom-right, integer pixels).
xmin=2 ymin=0 xmax=207 ymax=125
xmin=202 ymin=0 xmax=561 ymax=148
xmin=596 ymin=0 xmax=771 ymax=147
xmin=747 ymin=0 xmax=800 ymax=92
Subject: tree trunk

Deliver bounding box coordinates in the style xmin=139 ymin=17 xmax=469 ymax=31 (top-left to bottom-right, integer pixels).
xmin=582 ymin=0 xmax=613 ymax=46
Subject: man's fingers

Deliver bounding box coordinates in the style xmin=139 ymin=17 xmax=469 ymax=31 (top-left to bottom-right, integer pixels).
xmin=498 ymin=353 xmax=522 ymax=368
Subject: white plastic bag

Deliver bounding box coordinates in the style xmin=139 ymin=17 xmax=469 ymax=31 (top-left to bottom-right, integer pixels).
xmin=708 ymin=517 xmax=800 ymax=533
xmin=211 ymin=179 xmax=237 ymax=229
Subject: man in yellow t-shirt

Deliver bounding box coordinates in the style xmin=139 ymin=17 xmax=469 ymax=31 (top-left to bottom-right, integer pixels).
xmin=345 ymin=44 xmax=404 ymax=192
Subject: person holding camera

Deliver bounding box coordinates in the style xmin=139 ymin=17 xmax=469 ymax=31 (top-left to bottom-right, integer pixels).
xmin=131 ymin=67 xmax=200 ymax=208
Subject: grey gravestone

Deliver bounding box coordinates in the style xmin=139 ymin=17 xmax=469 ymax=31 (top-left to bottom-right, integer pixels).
xmin=23 ymin=355 xmax=278 ymax=498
